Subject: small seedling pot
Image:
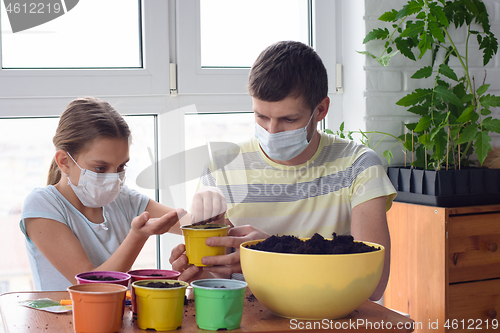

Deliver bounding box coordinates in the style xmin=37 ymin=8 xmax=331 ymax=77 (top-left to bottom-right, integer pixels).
xmin=191 ymin=278 xmax=247 ymax=331
xmin=180 ymin=224 xmax=230 ymax=266
xmin=127 ymin=269 xmax=181 ymax=314
xmin=67 ymin=283 xmax=127 ymax=333
xmin=75 ymin=271 xmax=131 ymax=287
xmin=132 ymin=279 xmax=189 ymax=331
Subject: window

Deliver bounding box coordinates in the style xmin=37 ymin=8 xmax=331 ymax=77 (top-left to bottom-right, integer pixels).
xmin=0 ymin=115 xmax=156 ymax=292
xmin=176 ymin=0 xmax=338 ymax=95
xmin=1 ymin=0 xmax=142 ymax=68
xmin=184 ymin=112 xmax=255 ymax=208
xmin=0 ymin=0 xmax=169 ymax=102
xmin=199 ymin=0 xmax=309 ymax=68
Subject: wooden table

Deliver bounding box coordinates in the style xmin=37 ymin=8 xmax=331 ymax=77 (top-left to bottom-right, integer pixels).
xmin=1 ymin=289 xmax=415 ymax=332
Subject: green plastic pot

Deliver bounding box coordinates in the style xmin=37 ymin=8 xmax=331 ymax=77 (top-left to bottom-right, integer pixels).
xmin=191 ymin=278 xmax=247 ymax=330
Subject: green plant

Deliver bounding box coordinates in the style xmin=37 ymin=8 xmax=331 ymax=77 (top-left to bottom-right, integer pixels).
xmin=360 ymin=0 xmax=500 ymax=170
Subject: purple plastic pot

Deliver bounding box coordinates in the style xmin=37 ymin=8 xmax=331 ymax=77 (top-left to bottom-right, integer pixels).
xmin=75 ymin=271 xmax=131 ymax=287
xmin=127 ymin=269 xmax=181 ymax=314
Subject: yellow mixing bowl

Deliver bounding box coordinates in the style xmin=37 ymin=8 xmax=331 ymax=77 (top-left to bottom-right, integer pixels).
xmin=240 ymin=239 xmax=384 ymax=320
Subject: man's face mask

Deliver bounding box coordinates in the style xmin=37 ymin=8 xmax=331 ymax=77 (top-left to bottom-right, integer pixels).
xmin=254 ymin=110 xmax=315 ymax=161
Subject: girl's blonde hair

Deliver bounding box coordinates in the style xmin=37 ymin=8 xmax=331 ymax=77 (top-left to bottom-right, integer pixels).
xmin=47 ymin=97 xmax=131 ymax=185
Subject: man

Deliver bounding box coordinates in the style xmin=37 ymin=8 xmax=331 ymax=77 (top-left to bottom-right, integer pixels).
xmin=170 ymin=41 xmax=396 ymax=300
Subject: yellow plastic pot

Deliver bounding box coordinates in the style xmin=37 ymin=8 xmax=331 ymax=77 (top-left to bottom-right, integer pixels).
xmin=181 ymin=224 xmax=230 ymax=266
xmin=132 ymin=279 xmax=189 ymax=331
xmin=67 ymin=283 xmax=127 ymax=333
xmin=240 ymin=239 xmax=385 ymax=320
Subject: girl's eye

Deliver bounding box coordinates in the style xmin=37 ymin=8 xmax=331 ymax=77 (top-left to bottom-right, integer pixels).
xmin=95 ymin=166 xmax=106 ymax=173
xmin=284 ymin=118 xmax=295 ymax=123
xmin=117 ymin=164 xmax=127 ymax=172
xmin=258 ymin=115 xmax=268 ymax=120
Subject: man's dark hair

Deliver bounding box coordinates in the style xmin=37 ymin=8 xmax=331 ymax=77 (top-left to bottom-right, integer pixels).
xmin=248 ymin=41 xmax=328 ymax=111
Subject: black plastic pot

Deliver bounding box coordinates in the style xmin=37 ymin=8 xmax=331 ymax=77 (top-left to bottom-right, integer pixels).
xmin=387 ymin=167 xmax=500 ymax=207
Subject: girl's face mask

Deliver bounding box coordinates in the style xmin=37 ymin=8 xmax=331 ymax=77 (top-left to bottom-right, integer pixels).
xmin=255 ymin=110 xmax=316 ymax=161
xmin=66 ymin=152 xmax=125 ymax=208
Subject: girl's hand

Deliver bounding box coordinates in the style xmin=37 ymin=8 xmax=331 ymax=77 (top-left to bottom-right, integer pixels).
xmin=132 ymin=208 xmax=187 ymax=238
xmin=191 ymin=187 xmax=227 ymax=224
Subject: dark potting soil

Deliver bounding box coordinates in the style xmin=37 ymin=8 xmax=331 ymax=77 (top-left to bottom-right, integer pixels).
xmin=83 ymin=275 xmax=119 ymax=281
xmin=212 ymin=286 xmax=226 ymax=288
xmin=146 ymin=273 xmax=163 ymax=276
xmin=144 ymin=281 xmax=183 ymax=288
xmin=246 ymin=233 xmax=380 ymax=254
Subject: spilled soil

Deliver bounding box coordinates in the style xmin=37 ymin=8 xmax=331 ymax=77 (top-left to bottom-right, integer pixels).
xmin=246 ymin=233 xmax=380 ymax=254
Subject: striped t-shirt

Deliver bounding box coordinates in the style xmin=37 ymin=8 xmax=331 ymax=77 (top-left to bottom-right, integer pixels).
xmin=201 ymin=131 xmax=396 ymax=238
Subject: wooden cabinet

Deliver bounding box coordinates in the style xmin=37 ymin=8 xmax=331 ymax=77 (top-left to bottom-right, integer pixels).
xmin=384 ymin=202 xmax=500 ymax=333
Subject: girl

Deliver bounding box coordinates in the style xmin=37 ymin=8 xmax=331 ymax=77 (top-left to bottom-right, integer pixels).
xmin=20 ymin=97 xmax=185 ymax=291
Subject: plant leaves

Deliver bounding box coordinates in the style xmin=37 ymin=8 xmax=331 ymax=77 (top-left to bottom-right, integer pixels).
xmin=383 ymin=150 xmax=394 ymax=164
xmin=417 ymin=32 xmax=433 ymax=58
xmin=395 ymin=38 xmax=416 ymax=61
xmin=413 ymin=116 xmax=432 ymax=132
xmin=429 ymin=22 xmax=446 ymax=43
xmin=438 ymin=64 xmax=458 ymax=81
xmin=456 ymin=124 xmax=478 ymax=145
xmin=432 ymin=130 xmax=447 ymax=163
xmin=395 ymin=1 xmax=424 ymax=21
xmin=379 ymin=9 xmax=398 ymax=22
xmin=377 ymin=50 xmax=399 ymax=66
xmin=434 ymin=85 xmax=463 ymax=106
xmin=481 ymin=108 xmax=492 ymax=116
xmin=363 ymin=28 xmax=390 ymax=44
xmin=411 ymin=66 xmax=433 ymax=79
xmin=407 ymin=105 xmax=429 ymax=116
xmin=480 ymin=94 xmax=500 ymax=108
xmin=401 ymin=20 xmax=425 ymax=38
xmin=483 ymin=117 xmax=500 ymax=134
xmin=480 ymin=34 xmax=498 ymax=66
xmin=476 ymin=84 xmax=490 ymax=96
xmin=456 ymin=105 xmax=475 ymax=123
xmin=475 ymin=131 xmax=492 ymax=166
xmin=461 ymin=94 xmax=473 ymax=103
xmin=357 ymin=51 xmax=377 ymax=59
xmin=431 ymin=5 xmax=449 ymax=27
xmin=397 ymin=89 xmax=432 ymax=106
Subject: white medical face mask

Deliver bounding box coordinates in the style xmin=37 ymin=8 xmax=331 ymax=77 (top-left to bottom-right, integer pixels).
xmin=66 ymin=152 xmax=125 ymax=208
xmin=255 ymin=111 xmax=315 ymax=161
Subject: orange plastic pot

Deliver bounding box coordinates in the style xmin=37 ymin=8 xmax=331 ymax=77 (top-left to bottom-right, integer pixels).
xmin=67 ymin=283 xmax=127 ymax=333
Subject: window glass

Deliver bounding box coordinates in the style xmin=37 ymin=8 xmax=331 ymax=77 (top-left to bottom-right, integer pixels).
xmin=184 ymin=112 xmax=255 ymax=208
xmin=0 ymin=115 xmax=155 ymax=293
xmin=200 ymin=0 xmax=309 ymax=68
xmin=0 ymin=0 xmax=142 ymax=68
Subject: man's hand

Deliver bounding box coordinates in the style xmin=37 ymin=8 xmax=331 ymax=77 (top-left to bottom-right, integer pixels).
xmin=170 ymin=225 xmax=270 ymax=282
xmin=191 ymin=187 xmax=227 ymax=224
xmin=199 ymin=225 xmax=270 ymax=276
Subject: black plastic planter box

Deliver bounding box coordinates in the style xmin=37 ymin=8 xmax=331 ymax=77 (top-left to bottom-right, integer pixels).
xmin=387 ymin=167 xmax=500 ymax=207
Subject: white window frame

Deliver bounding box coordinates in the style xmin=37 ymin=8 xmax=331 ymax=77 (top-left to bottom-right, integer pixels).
xmin=0 ymin=0 xmax=170 ymax=117
xmin=175 ymin=0 xmax=339 ymax=96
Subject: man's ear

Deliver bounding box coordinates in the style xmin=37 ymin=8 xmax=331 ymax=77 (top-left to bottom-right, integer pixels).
xmin=55 ymin=150 xmax=71 ymax=175
xmin=316 ymin=96 xmax=330 ymax=122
